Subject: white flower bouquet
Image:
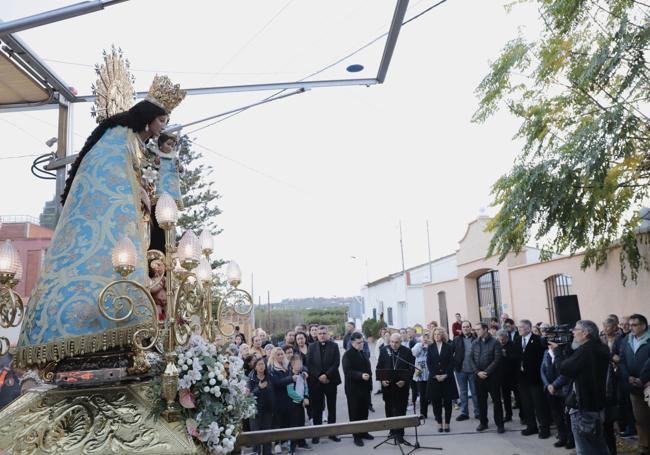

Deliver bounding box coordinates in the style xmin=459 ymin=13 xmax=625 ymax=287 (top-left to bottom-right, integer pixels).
xmin=156 ymin=334 xmax=257 ymax=454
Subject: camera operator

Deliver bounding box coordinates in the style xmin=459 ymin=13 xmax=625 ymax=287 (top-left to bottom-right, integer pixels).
xmin=556 ymin=320 xmax=610 ymax=455
xmin=542 ymin=338 xmax=575 ymax=450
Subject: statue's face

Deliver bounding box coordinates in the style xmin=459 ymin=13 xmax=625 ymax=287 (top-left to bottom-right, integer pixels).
xmin=160 ymin=138 xmax=176 ymax=154
xmin=148 ymin=115 xmax=168 ymax=136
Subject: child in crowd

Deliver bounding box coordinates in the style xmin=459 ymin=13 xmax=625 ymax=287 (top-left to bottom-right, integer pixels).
xmin=286 ymin=354 xmax=310 ymax=455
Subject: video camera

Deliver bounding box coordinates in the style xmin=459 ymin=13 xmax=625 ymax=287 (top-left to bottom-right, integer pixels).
xmin=544 ymin=324 xmax=573 ymax=344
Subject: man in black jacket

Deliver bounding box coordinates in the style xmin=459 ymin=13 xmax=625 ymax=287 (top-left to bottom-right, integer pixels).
xmin=558 ymin=320 xmax=610 ymax=455
xmin=514 ymin=319 xmax=551 ymax=438
xmin=497 ymin=330 xmax=518 ymax=423
xmin=342 ymin=332 xmax=374 ymax=447
xmin=470 ymin=322 xmax=504 ymax=433
xmin=376 ymin=333 xmax=415 ymax=443
xmin=342 ymin=321 xmax=356 ymax=351
xmin=307 ymin=326 xmax=342 ymax=444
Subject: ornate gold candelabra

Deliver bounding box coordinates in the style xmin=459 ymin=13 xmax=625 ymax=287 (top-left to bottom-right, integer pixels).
xmin=95 ymin=192 xmax=254 ymax=422
xmin=0 ymin=239 xmax=24 ymax=356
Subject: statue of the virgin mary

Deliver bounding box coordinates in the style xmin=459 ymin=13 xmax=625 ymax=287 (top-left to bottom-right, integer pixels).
xmin=15 ymin=75 xmax=186 ymax=369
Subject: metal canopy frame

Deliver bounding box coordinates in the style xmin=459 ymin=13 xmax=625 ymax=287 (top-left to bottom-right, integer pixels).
xmin=0 ymin=0 xmax=409 ymax=110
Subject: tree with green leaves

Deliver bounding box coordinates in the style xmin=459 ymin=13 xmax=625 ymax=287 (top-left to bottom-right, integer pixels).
xmin=474 ymin=0 xmax=650 ymax=282
xmin=176 ymin=135 xmax=224 ymax=269
xmin=177 ymin=136 xmax=222 ymax=235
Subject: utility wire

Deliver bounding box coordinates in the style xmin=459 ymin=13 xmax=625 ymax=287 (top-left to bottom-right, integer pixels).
xmin=209 ymin=0 xmax=295 ymax=81
xmin=42 ymin=58 xmax=304 ymax=77
xmin=191 ymin=140 xmax=307 ymax=194
xmin=188 ymin=0 xmax=451 ymax=135
xmin=0 ymin=153 xmax=42 ymax=161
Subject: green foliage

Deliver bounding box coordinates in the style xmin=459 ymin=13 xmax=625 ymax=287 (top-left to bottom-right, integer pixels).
xmin=254 ymin=306 xmax=348 ymax=336
xmin=177 ymin=135 xmax=224 ymax=270
xmin=474 ymin=0 xmax=650 ymax=283
xmin=362 ymin=318 xmax=387 ymax=339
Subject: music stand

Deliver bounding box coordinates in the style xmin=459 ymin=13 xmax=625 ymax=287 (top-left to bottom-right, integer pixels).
xmin=373 ymin=369 xmax=442 ymax=454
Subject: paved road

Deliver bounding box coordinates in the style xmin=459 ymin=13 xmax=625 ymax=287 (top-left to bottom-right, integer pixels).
xmin=292 ymin=343 xmax=570 ymax=455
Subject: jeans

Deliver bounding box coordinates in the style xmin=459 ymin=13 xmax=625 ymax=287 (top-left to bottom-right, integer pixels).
xmin=455 ymin=371 xmax=479 ymax=418
xmin=570 ymin=410 xmax=610 ymax=455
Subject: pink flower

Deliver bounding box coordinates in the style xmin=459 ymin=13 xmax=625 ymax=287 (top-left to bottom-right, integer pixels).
xmin=186 ymin=418 xmax=199 ymax=437
xmin=179 ymin=389 xmax=196 ymax=409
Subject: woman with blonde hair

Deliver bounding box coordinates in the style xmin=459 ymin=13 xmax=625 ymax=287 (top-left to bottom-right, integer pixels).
xmin=426 ymin=327 xmax=458 ymax=432
xmin=238 ymin=343 xmax=250 ymax=359
xmin=268 ymin=347 xmax=292 ymax=453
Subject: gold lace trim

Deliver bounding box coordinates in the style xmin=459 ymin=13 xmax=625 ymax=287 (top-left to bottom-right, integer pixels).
xmin=15 ymin=322 xmax=153 ymax=368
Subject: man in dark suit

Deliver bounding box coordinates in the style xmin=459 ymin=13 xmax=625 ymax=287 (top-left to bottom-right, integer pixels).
xmin=307 ymin=325 xmax=342 ymax=444
xmin=342 ymin=332 xmax=374 ymax=447
xmin=376 ymin=333 xmax=415 ymax=443
xmin=514 ymin=319 xmax=551 ymax=438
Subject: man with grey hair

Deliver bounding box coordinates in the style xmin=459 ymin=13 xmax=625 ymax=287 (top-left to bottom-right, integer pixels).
xmin=558 ymin=320 xmax=610 ymax=455
xmin=497 ymin=329 xmax=518 ymax=423
xmin=376 ymin=333 xmax=415 ymax=443
xmin=515 ymin=319 xmax=551 ymax=438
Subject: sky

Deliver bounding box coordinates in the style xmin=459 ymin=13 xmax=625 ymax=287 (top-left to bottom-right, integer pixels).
xmin=0 ymin=0 xmax=540 ymax=301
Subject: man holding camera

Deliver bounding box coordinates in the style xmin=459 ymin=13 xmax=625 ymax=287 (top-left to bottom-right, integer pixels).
xmin=553 ymin=320 xmax=610 ymax=455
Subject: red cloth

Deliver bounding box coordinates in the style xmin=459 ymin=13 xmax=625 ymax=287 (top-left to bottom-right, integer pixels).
xmin=451 ymin=321 xmax=462 ymax=338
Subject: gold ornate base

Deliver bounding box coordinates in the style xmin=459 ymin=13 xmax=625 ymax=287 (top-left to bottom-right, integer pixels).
xmin=0 ymin=381 xmax=203 ymax=455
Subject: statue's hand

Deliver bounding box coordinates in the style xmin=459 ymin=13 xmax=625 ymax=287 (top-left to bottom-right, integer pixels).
xmin=140 ymin=187 xmax=151 ymax=214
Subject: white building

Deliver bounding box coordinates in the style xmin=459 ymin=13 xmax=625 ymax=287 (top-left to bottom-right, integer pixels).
xmin=361 ymin=216 xmax=540 ymax=329
xmin=362 ymin=215 xmax=650 ymax=334
xmin=361 ymin=253 xmax=458 ymax=328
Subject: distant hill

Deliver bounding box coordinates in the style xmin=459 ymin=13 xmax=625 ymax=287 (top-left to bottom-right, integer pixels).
xmin=271 ymin=296 xmax=361 ymax=310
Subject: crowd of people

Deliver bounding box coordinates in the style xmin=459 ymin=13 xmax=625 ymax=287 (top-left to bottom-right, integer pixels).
xmin=1 ymin=313 xmax=649 ymax=455
xmin=227 ymin=312 xmax=650 ymax=455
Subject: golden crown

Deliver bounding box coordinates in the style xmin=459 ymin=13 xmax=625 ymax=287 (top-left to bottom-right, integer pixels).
xmin=145 ymin=75 xmax=186 ymax=113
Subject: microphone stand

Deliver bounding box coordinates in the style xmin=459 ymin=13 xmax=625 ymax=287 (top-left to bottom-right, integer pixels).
xmin=380 ymin=348 xmax=442 ymax=453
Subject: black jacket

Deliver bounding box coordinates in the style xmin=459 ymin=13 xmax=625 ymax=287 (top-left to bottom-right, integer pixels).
xmin=452 ymin=334 xmax=476 ymax=372
xmin=248 ymin=371 xmax=273 ymax=415
xmin=342 ymin=347 xmax=372 ymax=396
xmin=343 ymin=332 xmax=353 ymax=351
xmin=427 ymin=342 xmax=455 ymax=377
xmin=267 ymin=366 xmax=293 ymax=411
xmin=499 ymin=340 xmax=518 ymax=384
xmin=641 ymin=356 xmax=650 ymax=384
xmin=559 ymin=338 xmax=610 ymax=412
xmin=426 ymin=342 xmax=459 ymax=401
xmin=376 ymin=345 xmax=415 ymax=388
xmin=513 ymin=333 xmax=547 ymax=384
xmin=307 ymin=340 xmax=341 ymax=386
xmin=469 ymin=334 xmax=502 ymax=376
